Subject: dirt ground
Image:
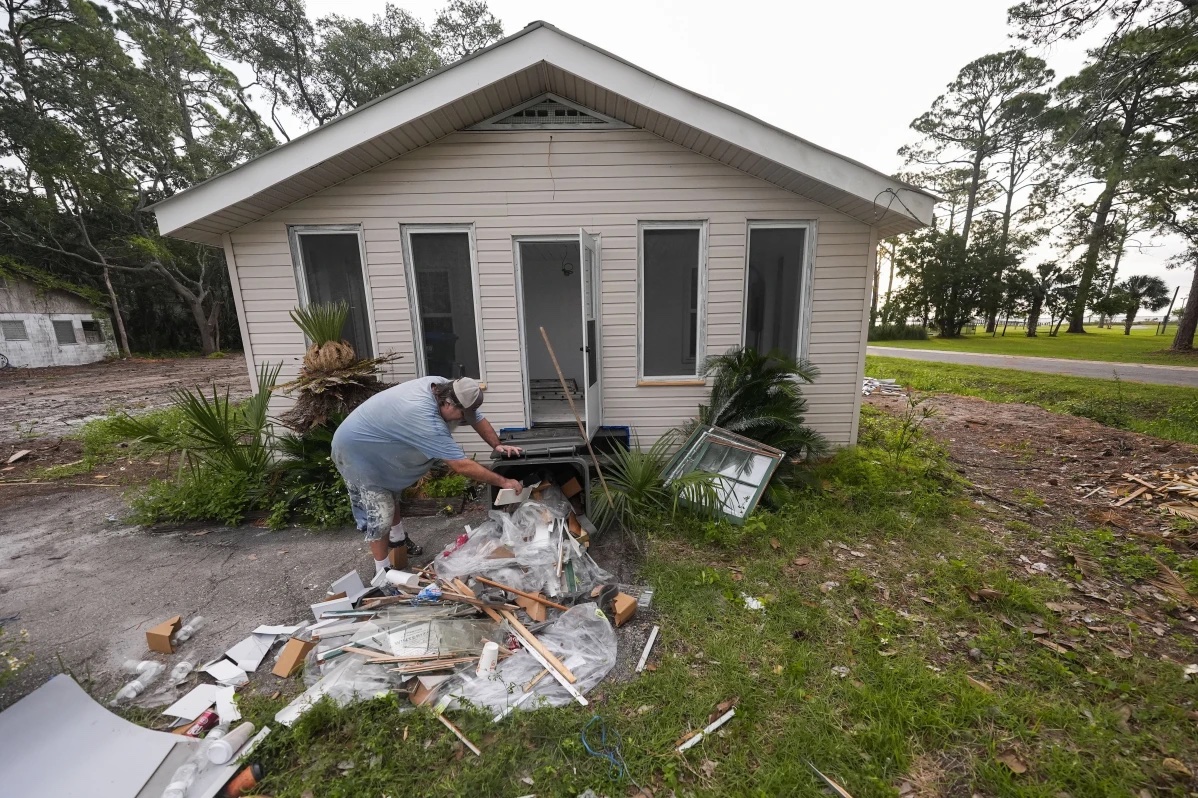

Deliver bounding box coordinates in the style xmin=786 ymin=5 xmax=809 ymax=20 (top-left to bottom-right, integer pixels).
xmin=0 ymin=355 xmax=252 ymax=447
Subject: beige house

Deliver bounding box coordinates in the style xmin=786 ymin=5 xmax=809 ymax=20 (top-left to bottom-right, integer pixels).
xmin=152 ymin=21 xmax=934 ymax=454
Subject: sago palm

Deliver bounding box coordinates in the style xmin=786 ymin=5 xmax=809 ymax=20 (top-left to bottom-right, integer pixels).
xmin=697 ymin=347 xmax=828 ymax=462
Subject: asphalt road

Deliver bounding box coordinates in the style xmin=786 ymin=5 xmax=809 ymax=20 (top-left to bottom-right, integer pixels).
xmin=867 ymin=346 xmax=1198 ymax=388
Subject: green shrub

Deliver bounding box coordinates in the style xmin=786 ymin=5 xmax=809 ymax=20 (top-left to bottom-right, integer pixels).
xmin=128 ymin=468 xmax=255 ymax=526
xmin=421 ymin=473 xmax=469 ymax=498
xmin=262 ymin=423 xmax=352 ymax=530
xmin=869 ymin=324 xmax=929 ymax=341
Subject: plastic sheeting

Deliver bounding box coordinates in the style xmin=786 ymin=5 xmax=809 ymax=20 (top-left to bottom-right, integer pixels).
xmin=435 ymin=506 xmax=611 ymax=597
xmin=441 ymin=603 xmax=616 ymax=715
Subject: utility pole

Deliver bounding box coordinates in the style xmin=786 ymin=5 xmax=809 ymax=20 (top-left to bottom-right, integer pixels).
xmin=1159 ymin=286 xmax=1179 ymax=336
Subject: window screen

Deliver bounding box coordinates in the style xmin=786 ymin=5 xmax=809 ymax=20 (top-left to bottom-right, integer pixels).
xmin=296 ymin=232 xmax=373 ymax=358
xmin=745 ymin=227 xmax=807 ymax=358
xmin=1 ymin=319 xmax=28 ymax=340
xmin=408 ymin=231 xmax=480 ymax=379
xmin=53 ymin=320 xmax=77 ymax=345
xmin=81 ymin=320 xmax=104 ymax=343
xmin=642 ymin=227 xmax=702 ymax=378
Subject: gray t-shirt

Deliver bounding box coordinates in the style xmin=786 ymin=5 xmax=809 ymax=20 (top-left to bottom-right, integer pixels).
xmin=331 ymin=376 xmax=484 ymax=492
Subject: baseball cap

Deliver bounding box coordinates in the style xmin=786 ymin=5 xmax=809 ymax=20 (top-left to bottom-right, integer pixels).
xmin=451 ymin=377 xmax=486 ymax=423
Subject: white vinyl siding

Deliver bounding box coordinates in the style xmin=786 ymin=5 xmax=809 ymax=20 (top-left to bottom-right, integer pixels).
xmin=229 ymin=129 xmax=873 ymax=450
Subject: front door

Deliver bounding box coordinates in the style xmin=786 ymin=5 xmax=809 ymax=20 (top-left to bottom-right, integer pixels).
xmin=579 ymin=229 xmax=602 ymax=439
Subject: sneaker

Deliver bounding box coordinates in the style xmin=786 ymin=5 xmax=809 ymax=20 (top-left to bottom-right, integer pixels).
xmin=389 ymin=537 xmax=423 ymax=556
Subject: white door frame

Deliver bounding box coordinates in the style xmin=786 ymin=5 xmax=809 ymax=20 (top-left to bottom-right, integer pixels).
xmin=512 ymin=234 xmax=583 ymax=429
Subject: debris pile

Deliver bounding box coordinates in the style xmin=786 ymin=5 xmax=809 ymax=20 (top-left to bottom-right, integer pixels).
xmin=862 ymin=377 xmax=904 ymax=397
xmin=1110 ymin=468 xmax=1198 ymax=523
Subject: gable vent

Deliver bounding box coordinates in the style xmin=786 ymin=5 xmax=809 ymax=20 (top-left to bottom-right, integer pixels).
xmin=472 ymin=94 xmax=628 ymax=131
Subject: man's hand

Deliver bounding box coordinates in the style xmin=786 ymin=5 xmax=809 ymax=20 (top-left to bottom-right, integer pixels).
xmin=500 ymin=478 xmax=523 ymax=492
xmin=493 ymin=444 xmax=523 ymax=458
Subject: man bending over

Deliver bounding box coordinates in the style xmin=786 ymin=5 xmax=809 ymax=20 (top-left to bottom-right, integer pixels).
xmin=332 ymin=376 xmax=523 ymax=574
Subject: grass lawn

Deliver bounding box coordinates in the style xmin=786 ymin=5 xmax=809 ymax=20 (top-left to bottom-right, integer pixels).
xmin=867 ymin=355 xmax=1198 ymax=446
xmin=222 ymin=409 xmax=1198 ymax=797
xmin=872 ymin=324 xmax=1198 ymax=367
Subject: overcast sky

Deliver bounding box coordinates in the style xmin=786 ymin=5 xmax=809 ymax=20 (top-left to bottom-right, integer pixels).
xmin=302 ymin=0 xmax=1189 ymax=301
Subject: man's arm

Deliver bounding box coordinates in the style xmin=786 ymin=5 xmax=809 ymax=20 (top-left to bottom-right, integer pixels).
xmin=445 ymin=457 xmax=522 ymax=491
xmin=470 ymin=418 xmax=522 ymax=457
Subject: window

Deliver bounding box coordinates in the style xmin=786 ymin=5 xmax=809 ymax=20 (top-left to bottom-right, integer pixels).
xmin=81 ymin=320 xmax=104 ymax=344
xmin=664 ymin=425 xmax=785 ymax=524
xmin=1 ymin=320 xmax=28 ymax=340
xmin=744 ymin=223 xmax=812 ymax=359
xmin=290 ymin=227 xmax=374 ymax=358
xmin=53 ymin=319 xmax=77 ymax=345
xmin=639 ymin=223 xmax=706 ymax=379
xmin=472 ymin=94 xmax=627 ymax=130
xmin=403 ymin=228 xmax=482 ymax=379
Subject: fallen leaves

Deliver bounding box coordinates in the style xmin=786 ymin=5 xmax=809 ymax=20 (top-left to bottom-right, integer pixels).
xmin=1161 ymin=757 xmax=1192 ymax=779
xmin=1148 ymin=559 xmax=1197 ymax=608
xmin=965 ymin=675 xmax=993 ymax=693
xmin=1045 ymin=601 xmax=1086 ymax=613
xmin=769 ymin=538 xmax=781 ymax=551
xmin=996 ymin=752 xmax=1028 ymax=774
xmin=792 ymin=556 xmax=812 ymax=568
xmin=6 ymin=449 xmax=30 ymax=464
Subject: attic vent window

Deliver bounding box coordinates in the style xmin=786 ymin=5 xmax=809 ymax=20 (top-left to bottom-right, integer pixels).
xmin=473 ymin=95 xmax=626 ymax=130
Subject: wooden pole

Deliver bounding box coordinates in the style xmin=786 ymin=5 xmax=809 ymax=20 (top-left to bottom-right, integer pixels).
xmin=538 ymin=326 xmax=617 ymax=513
xmin=472 ymin=576 xmax=570 ymax=611
xmin=1159 ymin=286 xmax=1180 ymax=336
xmin=501 ymin=609 xmax=577 ymax=684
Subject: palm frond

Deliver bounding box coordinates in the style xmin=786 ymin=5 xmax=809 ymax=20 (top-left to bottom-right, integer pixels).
xmin=290 ymin=301 xmax=349 ymax=345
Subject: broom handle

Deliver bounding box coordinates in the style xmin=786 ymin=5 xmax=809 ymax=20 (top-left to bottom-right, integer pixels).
xmin=538 ymin=326 xmax=616 ymax=513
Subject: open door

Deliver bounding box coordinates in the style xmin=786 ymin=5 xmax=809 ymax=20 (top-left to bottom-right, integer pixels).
xmin=579 ymin=229 xmax=602 ymax=439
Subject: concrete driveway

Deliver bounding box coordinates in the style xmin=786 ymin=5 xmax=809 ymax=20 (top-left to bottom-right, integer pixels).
xmin=868 ymin=346 xmax=1198 ymax=388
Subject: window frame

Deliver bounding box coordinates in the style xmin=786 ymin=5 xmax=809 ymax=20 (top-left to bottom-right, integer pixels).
xmin=287 ymin=224 xmax=379 ymax=358
xmin=400 ymin=223 xmax=486 ymax=381
xmin=1 ymin=319 xmax=29 ymax=341
xmin=81 ymin=319 xmax=105 ymax=344
xmin=52 ymin=318 xmax=78 ymax=346
xmin=741 ymin=220 xmax=818 ymax=363
xmin=637 ymin=220 xmax=709 ymax=383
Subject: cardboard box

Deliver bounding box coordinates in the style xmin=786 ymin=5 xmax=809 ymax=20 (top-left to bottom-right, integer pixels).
xmin=411 ymin=674 xmax=451 ymax=705
xmin=388 ymin=546 xmax=409 ymax=570
xmin=309 ymin=596 xmax=354 ymax=621
xmin=146 ymin=615 xmax=182 ymax=654
xmin=272 ymin=637 xmax=317 ymax=678
xmin=562 ymin=477 xmax=582 ymax=498
xmin=613 ymin=593 xmax=638 ymax=627
xmin=516 ymin=594 xmax=548 ymax=623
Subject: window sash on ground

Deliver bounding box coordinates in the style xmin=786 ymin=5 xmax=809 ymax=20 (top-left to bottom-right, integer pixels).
xmin=638 ymin=222 xmax=707 ymax=380
xmin=743 ymin=222 xmax=815 ymax=361
xmin=289 ymin=226 xmax=376 ymax=359
xmin=402 ymin=226 xmax=484 ymax=381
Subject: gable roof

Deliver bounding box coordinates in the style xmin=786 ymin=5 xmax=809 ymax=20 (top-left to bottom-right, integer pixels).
xmin=0 ymin=256 xmax=108 ymax=308
xmin=152 ymin=21 xmax=936 ymax=245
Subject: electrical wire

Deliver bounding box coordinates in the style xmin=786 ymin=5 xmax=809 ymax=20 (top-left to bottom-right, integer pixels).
xmin=581 ymin=714 xmax=629 ymax=781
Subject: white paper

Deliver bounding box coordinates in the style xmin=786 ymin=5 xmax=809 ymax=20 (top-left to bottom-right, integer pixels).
xmin=252 ymin=624 xmax=302 ymax=636
xmin=203 ymin=659 xmax=248 ymax=687
xmin=0 ymin=675 xmax=184 ymax=798
xmin=310 ymin=596 xmax=354 ymax=620
xmin=225 ymin=633 xmax=277 ymax=672
xmin=162 ymin=684 xmax=218 ymax=720
xmin=214 ymin=686 xmax=240 ymax=724
xmin=494 ymin=485 xmax=532 ymax=506
xmin=330 ymin=570 xmax=371 ymax=603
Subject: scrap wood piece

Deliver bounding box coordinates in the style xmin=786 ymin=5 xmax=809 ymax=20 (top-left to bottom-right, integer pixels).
xmin=1124 ymin=474 xmax=1161 ymax=491
xmin=450 ymin=578 xmax=503 ymax=623
xmin=6 ymin=449 xmax=30 ymax=465
xmin=1113 ymin=486 xmax=1148 ymax=507
xmin=635 ymin=625 xmax=661 ymax=673
xmin=473 ymin=576 xmax=569 ymax=611
xmin=676 ymin=707 xmax=736 ymax=753
xmin=510 ymin=628 xmax=588 ymax=706
xmin=501 ymin=610 xmax=577 ymax=684
xmin=523 ymin=668 xmax=549 ymax=692
xmin=436 ymin=713 xmax=481 ymax=757
xmin=805 ymin=761 xmax=855 ymax=798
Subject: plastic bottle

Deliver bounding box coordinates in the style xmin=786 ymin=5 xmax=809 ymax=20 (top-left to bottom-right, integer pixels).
xmin=111 ymin=661 xmax=165 ymax=704
xmin=161 ymin=731 xmax=224 ymax=798
xmin=206 ymin=722 xmax=255 ymax=765
xmin=168 ymin=660 xmax=194 ymax=684
xmin=173 ymin=616 xmax=206 ymax=644
xmin=122 ymin=659 xmax=159 ymax=675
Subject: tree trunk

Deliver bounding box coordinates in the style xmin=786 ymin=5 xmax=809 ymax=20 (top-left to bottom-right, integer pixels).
xmin=960 ymin=147 xmax=986 ymax=249
xmin=986 ymin=155 xmax=1019 ymax=333
xmin=1171 ymin=265 xmax=1198 ymax=351
xmin=1098 ymin=225 xmax=1130 ymax=327
xmin=884 ymin=244 xmax=897 ymax=326
xmin=1027 ymin=297 xmax=1042 ymax=336
xmin=101 ymin=263 xmax=131 ymax=356
xmin=869 ymin=243 xmax=882 ymax=329
xmin=1123 ymin=306 xmax=1136 ymax=335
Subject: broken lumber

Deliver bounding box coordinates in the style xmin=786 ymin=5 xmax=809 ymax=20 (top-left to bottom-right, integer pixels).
xmin=500 ymin=610 xmax=577 ymax=684
xmin=436 ymin=713 xmax=481 ymax=757
xmin=635 ymin=625 xmax=660 ymax=673
xmin=1113 ymin=486 xmax=1147 ymax=507
xmin=472 ymin=576 xmax=569 ymax=611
